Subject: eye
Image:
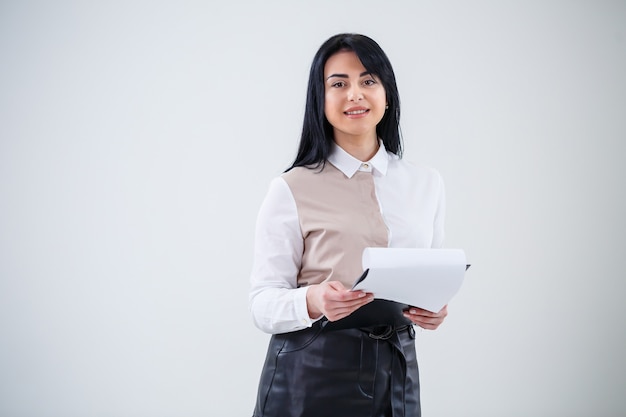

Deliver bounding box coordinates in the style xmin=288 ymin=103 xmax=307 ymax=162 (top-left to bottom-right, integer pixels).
xmin=363 ymin=79 xmax=377 ymax=86
xmin=331 ymin=81 xmax=346 ymax=88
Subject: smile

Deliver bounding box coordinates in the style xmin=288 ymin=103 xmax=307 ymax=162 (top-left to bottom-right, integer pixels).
xmin=344 ymin=109 xmax=369 ymax=115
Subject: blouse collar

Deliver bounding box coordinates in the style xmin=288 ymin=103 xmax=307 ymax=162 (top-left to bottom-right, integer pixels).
xmin=328 ymin=141 xmax=390 ymax=178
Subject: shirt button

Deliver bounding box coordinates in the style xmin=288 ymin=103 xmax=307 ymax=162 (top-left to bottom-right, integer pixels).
xmin=362 ymin=163 xmax=369 ymax=169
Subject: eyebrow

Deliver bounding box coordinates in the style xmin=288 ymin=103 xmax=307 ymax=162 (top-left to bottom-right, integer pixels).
xmin=326 ymin=71 xmax=372 ymax=80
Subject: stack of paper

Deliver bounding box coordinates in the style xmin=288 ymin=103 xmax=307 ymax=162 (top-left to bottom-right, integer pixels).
xmin=353 ymin=248 xmax=468 ymax=313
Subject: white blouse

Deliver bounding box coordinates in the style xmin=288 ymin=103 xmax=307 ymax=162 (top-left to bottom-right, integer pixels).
xmin=249 ymin=143 xmax=446 ymax=334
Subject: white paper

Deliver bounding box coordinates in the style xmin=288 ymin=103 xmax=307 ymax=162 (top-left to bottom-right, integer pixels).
xmin=352 ymin=248 xmax=467 ymax=312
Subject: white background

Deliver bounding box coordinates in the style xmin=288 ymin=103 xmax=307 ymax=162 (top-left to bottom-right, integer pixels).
xmin=1 ymin=1 xmax=625 ymax=416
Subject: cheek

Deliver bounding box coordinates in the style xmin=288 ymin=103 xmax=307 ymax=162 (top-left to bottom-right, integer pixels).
xmin=377 ymin=90 xmax=387 ymax=107
xmin=324 ymin=95 xmax=340 ymax=118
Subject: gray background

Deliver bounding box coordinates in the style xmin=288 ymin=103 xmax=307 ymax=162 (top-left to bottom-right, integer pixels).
xmin=1 ymin=1 xmax=625 ymax=416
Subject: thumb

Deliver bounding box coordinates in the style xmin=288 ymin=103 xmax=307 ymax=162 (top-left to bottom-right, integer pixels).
xmin=326 ymin=280 xmax=347 ymax=292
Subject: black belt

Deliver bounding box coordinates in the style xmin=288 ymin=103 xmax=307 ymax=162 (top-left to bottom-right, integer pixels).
xmin=320 ymin=318 xmax=416 ymax=340
xmin=362 ymin=324 xmax=415 ymax=340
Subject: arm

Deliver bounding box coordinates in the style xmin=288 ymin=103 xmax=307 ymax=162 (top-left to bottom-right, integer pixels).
xmin=249 ymin=177 xmax=312 ymax=334
xmin=249 ymin=177 xmax=373 ymax=333
xmin=406 ymin=170 xmax=448 ymax=329
xmin=431 ymin=169 xmax=446 ymax=249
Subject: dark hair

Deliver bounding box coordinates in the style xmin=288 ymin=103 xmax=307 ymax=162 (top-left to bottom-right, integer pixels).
xmin=288 ymin=33 xmax=402 ymax=170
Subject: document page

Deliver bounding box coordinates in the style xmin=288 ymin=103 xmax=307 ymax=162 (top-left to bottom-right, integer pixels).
xmin=352 ymin=248 xmax=468 ymax=313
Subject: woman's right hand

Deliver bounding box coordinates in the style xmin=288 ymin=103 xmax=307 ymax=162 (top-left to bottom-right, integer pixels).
xmin=306 ymin=281 xmax=374 ymax=321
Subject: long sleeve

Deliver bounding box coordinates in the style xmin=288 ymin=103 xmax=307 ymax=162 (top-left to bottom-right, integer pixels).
xmin=248 ymin=177 xmax=315 ymax=334
xmin=431 ymin=171 xmax=446 ymax=249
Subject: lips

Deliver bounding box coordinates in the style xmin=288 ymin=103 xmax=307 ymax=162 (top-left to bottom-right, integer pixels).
xmin=344 ymin=107 xmax=369 ymax=116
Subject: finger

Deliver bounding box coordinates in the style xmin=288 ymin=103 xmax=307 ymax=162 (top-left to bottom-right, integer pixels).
xmin=343 ymin=294 xmax=375 ymax=309
xmin=408 ymin=315 xmax=442 ymax=326
xmin=325 ymin=295 xmax=374 ymax=320
xmin=406 ymin=317 xmax=441 ymax=330
xmin=403 ymin=310 xmax=445 ymax=328
xmin=405 ymin=309 xmax=444 ymax=321
xmin=405 ymin=308 xmax=436 ymax=317
xmin=326 ymin=288 xmax=372 ymax=302
xmin=326 ymin=280 xmax=347 ymax=291
xmin=322 ymin=281 xmax=369 ymax=299
xmin=406 ymin=306 xmax=447 ymax=318
xmin=340 ymin=290 xmax=373 ymax=301
xmin=326 ymin=293 xmax=374 ymax=313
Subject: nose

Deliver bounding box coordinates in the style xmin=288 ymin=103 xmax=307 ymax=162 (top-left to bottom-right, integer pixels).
xmin=347 ymin=84 xmax=363 ymax=101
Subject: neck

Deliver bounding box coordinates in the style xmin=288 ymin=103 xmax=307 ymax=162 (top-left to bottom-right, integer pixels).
xmin=334 ymin=133 xmax=379 ymax=161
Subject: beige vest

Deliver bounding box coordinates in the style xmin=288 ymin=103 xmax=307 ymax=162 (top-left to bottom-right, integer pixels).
xmin=282 ymin=163 xmax=389 ymax=288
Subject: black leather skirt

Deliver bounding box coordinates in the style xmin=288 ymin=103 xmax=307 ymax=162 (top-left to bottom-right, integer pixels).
xmin=252 ymin=321 xmax=420 ymax=417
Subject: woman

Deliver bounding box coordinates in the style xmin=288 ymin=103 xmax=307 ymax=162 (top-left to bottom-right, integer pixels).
xmin=249 ymin=33 xmax=448 ymax=417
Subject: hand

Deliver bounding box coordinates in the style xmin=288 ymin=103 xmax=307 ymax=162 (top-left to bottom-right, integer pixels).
xmin=403 ymin=305 xmax=448 ymax=330
xmin=306 ymin=281 xmax=374 ymax=321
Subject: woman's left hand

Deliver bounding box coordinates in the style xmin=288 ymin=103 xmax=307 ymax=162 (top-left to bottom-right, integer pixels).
xmin=403 ymin=305 xmax=448 ymax=330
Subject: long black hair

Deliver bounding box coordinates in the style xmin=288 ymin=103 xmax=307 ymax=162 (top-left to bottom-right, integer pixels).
xmin=288 ymin=33 xmax=402 ymax=170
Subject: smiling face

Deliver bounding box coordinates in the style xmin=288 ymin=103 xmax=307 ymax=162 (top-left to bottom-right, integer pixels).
xmin=323 ymin=50 xmax=387 ymax=147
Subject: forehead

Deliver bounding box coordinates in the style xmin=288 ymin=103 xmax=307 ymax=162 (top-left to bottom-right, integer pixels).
xmin=324 ymin=50 xmax=367 ymax=76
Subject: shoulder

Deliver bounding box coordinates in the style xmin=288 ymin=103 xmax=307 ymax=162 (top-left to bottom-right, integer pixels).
xmin=257 ymin=176 xmax=299 ymax=224
xmin=282 ymin=164 xmax=337 ymax=186
xmin=261 ymin=176 xmax=294 ymax=210
xmin=282 ymin=166 xmax=314 ymax=181
xmin=387 ymin=154 xmax=444 ymax=185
